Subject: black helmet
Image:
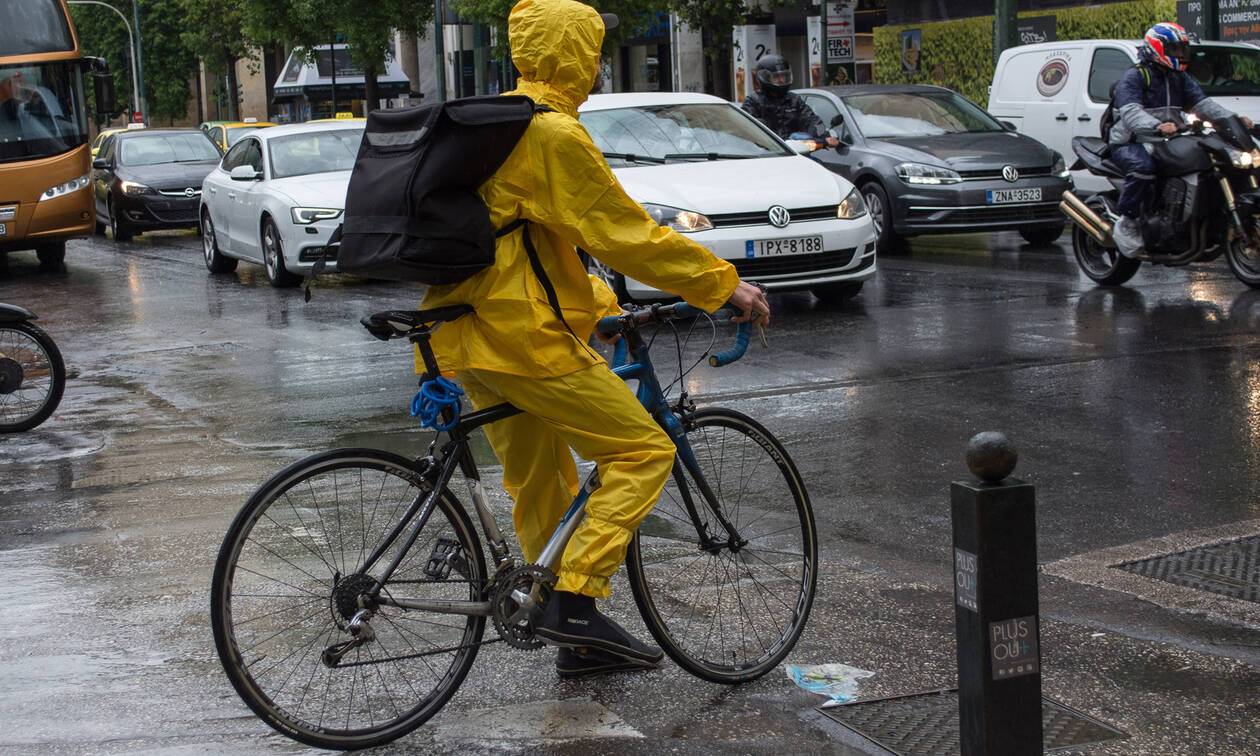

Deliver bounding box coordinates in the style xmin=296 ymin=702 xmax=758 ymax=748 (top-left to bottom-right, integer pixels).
xmin=754 ymin=55 xmax=792 ymax=98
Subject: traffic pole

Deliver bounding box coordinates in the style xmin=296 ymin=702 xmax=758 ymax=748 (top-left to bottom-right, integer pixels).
xmin=951 ymin=431 xmax=1043 ymax=755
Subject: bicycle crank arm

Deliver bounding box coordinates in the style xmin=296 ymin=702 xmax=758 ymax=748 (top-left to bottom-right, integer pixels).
xmin=377 ymin=596 xmax=493 ymax=616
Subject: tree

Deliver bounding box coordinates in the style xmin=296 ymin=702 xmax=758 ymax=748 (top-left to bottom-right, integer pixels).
xmin=70 ymin=0 xmax=198 ymax=124
xmin=181 ymin=0 xmax=251 ymax=121
xmin=242 ymin=0 xmax=434 ymax=114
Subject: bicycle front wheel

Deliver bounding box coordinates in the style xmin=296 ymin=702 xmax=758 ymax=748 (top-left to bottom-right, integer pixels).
xmin=211 ymin=448 xmax=488 ymax=750
xmin=627 ymin=408 xmax=817 ymax=683
xmin=0 ymin=322 xmax=66 ymax=433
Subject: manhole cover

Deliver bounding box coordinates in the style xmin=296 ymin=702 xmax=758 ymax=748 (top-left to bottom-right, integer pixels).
xmin=819 ymin=689 xmax=1126 ymax=755
xmin=1113 ymin=535 xmax=1259 ymax=604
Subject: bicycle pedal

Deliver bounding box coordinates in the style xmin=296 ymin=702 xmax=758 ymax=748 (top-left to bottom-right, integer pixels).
xmin=424 ymin=538 xmax=463 ymax=579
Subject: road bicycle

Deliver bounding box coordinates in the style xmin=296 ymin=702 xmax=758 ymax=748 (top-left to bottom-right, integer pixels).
xmin=211 ymin=299 xmax=817 ymax=750
xmin=0 ymin=304 xmax=66 ymax=433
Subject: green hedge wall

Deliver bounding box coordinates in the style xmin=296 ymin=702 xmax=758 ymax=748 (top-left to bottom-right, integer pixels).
xmin=873 ymin=0 xmax=1177 ymax=105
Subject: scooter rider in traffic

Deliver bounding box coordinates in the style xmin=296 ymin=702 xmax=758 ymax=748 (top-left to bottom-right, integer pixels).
xmin=741 ymin=55 xmax=839 ymax=147
xmin=1109 ymin=22 xmax=1252 ymax=258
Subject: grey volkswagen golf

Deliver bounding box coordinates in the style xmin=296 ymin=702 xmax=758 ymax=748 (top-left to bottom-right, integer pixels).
xmin=792 ymin=84 xmax=1070 ymax=251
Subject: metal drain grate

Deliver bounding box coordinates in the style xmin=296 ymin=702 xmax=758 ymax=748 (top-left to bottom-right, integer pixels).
xmin=819 ymin=690 xmax=1126 ymax=755
xmin=1114 ymin=535 xmax=1259 ymax=604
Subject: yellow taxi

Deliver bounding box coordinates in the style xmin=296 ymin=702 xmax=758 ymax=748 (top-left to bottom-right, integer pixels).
xmin=90 ymin=123 xmax=146 ymax=158
xmin=204 ymin=118 xmax=276 ymax=152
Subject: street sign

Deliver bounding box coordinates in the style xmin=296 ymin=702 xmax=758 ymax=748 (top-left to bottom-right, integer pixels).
xmin=132 ymin=110 xmax=142 ymax=123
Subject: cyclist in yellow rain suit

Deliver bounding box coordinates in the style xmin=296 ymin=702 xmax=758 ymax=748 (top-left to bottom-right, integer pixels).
xmin=419 ymin=0 xmax=770 ymax=677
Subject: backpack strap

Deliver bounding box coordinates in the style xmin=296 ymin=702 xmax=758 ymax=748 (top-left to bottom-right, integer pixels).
xmin=497 ymin=219 xmax=599 ymax=359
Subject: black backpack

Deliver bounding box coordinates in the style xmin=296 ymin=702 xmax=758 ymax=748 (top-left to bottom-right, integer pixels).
xmin=317 ymin=95 xmax=547 ymax=286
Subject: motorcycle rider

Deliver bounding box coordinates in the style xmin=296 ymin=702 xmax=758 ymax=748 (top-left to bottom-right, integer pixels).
xmin=1109 ymin=22 xmax=1252 ymax=258
xmin=741 ymin=55 xmax=839 ymax=147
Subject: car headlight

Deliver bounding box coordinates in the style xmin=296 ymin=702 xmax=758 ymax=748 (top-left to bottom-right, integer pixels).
xmin=836 ymin=188 xmax=867 ymax=219
xmin=39 ymin=173 xmax=90 ymax=201
xmin=119 ymin=180 xmax=153 ymax=196
xmin=895 ymin=162 xmax=961 ymax=185
xmin=641 ymin=203 xmax=713 ymax=232
xmin=291 ymin=207 xmax=343 ymax=224
xmin=1051 ymin=152 xmax=1069 ymax=178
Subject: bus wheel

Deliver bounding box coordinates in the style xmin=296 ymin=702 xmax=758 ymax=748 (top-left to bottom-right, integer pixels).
xmin=36 ymin=243 xmax=65 ymax=270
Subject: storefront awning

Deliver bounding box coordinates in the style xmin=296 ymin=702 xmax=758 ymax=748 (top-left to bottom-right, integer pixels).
xmin=273 ymin=44 xmax=412 ymax=99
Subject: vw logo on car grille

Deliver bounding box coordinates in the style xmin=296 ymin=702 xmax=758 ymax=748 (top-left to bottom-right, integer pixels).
xmin=184 ymin=187 xmax=196 ymax=197
xmin=767 ymin=205 xmax=791 ymax=228
xmin=1002 ymin=165 xmax=1020 ymax=183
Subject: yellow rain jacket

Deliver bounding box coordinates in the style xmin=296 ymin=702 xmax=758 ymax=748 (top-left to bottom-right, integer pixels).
xmin=417 ymin=0 xmax=740 ymax=598
xmin=418 ymin=0 xmax=739 ymax=377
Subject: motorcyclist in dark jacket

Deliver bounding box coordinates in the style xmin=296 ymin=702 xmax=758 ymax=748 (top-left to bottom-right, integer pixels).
xmin=1109 ymin=22 xmax=1251 ymax=258
xmin=741 ymin=55 xmax=839 ymax=147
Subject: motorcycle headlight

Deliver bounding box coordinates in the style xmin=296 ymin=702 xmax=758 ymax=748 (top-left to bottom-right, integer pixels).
xmin=119 ymin=180 xmax=153 ymax=196
xmin=836 ymin=188 xmax=867 ymax=219
xmin=895 ymin=162 xmax=962 ymax=185
xmin=39 ymin=173 xmax=90 ymax=201
xmin=291 ymin=207 xmax=343 ymax=225
xmin=641 ymin=203 xmax=713 ymax=232
xmin=1230 ymin=149 xmax=1254 ymax=169
xmin=1051 ymin=152 xmax=1069 ymax=178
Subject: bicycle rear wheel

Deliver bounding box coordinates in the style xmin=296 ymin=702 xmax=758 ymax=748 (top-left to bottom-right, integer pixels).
xmin=627 ymin=408 xmax=816 ymax=683
xmin=211 ymin=448 xmax=487 ymax=750
xmin=0 ymin=322 xmax=66 ymax=433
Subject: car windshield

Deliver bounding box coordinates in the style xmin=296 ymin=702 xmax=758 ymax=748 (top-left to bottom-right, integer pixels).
xmin=269 ymin=128 xmax=362 ymax=178
xmin=1185 ymin=45 xmax=1260 ymax=97
xmin=841 ymin=91 xmax=1003 ymax=138
xmin=0 ymin=62 xmax=89 ymax=163
xmin=579 ymin=103 xmax=789 ymax=166
xmin=119 ymin=133 xmax=220 ymax=166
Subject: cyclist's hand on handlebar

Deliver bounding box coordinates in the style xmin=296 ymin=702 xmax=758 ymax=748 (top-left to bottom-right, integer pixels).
xmin=728 ymin=281 xmax=770 ymax=329
xmin=1157 ymin=122 xmax=1179 ymax=136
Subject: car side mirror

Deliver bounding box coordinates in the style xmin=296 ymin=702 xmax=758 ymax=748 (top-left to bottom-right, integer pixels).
xmin=1001 ymin=120 xmax=1017 ymax=131
xmin=229 ymin=165 xmax=261 ymax=181
xmin=92 ymin=158 xmax=108 ymax=170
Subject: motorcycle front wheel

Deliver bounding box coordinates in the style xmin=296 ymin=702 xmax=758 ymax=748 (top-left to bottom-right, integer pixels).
xmin=0 ymin=321 xmax=67 ymax=432
xmin=1072 ymin=222 xmax=1140 ymax=286
xmin=1226 ymin=230 xmax=1260 ymax=288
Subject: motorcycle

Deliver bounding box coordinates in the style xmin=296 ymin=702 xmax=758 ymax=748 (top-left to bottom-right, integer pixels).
xmin=1061 ymin=112 xmax=1260 ymax=288
xmin=0 ymin=304 xmax=66 ymax=432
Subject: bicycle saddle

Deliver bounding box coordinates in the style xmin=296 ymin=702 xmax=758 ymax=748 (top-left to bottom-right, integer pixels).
xmin=361 ymin=305 xmax=476 ymax=340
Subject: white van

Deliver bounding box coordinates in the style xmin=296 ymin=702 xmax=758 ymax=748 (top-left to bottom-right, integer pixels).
xmin=988 ymin=39 xmax=1260 ymax=192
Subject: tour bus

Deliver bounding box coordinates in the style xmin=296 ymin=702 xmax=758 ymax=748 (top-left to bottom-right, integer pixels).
xmin=0 ymin=0 xmax=114 ymax=268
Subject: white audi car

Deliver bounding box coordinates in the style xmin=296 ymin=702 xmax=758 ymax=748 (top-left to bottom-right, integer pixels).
xmin=199 ymin=122 xmax=363 ymax=287
xmin=578 ymin=92 xmax=878 ymax=303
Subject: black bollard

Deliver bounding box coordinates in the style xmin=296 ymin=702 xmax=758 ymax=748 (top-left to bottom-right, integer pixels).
xmin=951 ymin=432 xmax=1042 ymax=755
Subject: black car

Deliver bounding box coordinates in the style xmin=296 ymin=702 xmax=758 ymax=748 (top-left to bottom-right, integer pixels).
xmin=92 ymin=129 xmax=222 ymax=242
xmin=792 ymin=85 xmax=1071 ymax=250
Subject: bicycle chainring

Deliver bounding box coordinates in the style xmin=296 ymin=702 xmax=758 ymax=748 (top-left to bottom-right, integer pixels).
xmin=490 ymin=564 xmax=555 ymax=650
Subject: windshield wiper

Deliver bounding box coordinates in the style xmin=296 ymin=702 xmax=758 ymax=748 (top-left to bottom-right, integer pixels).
xmin=663 ymin=152 xmax=755 ymax=161
xmin=601 ymin=151 xmax=666 ymax=164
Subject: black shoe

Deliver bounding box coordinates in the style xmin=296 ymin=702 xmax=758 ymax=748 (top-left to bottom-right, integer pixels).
xmin=534 ymin=590 xmax=664 ymax=665
xmin=555 ymin=646 xmax=659 ymax=679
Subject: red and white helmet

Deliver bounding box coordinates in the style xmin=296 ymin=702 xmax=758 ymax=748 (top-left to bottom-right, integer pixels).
xmin=1143 ymin=22 xmax=1191 ymax=71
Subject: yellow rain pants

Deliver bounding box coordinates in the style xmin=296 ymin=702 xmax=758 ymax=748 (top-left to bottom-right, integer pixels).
xmin=417 ymin=0 xmax=739 ymax=598
xmin=459 ymin=366 xmax=675 ymax=598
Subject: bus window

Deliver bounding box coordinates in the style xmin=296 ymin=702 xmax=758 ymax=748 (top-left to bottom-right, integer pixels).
xmin=0 ymin=63 xmax=89 ymax=163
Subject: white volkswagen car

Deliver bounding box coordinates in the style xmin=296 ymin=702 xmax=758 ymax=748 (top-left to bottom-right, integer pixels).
xmin=199 ymin=122 xmax=363 ymax=287
xmin=578 ymin=92 xmax=878 ymax=303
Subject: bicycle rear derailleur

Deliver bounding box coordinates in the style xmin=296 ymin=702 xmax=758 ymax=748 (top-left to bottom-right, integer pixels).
xmin=489 ymin=564 xmax=555 ymax=650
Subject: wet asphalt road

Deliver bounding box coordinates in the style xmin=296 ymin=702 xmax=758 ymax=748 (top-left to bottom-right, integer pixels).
xmin=1 ymin=228 xmax=1258 ymax=755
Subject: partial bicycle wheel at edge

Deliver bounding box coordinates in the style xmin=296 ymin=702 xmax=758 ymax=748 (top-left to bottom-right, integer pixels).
xmin=211 ymin=448 xmax=487 ymax=750
xmin=627 ymin=408 xmax=817 ymax=683
xmin=0 ymin=322 xmax=67 ymax=433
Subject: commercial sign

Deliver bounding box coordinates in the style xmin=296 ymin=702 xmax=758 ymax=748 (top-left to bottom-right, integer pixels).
xmin=731 ymin=24 xmax=776 ymax=103
xmin=825 ymin=1 xmax=855 ymax=63
xmin=1220 ymin=0 xmax=1260 ymax=42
